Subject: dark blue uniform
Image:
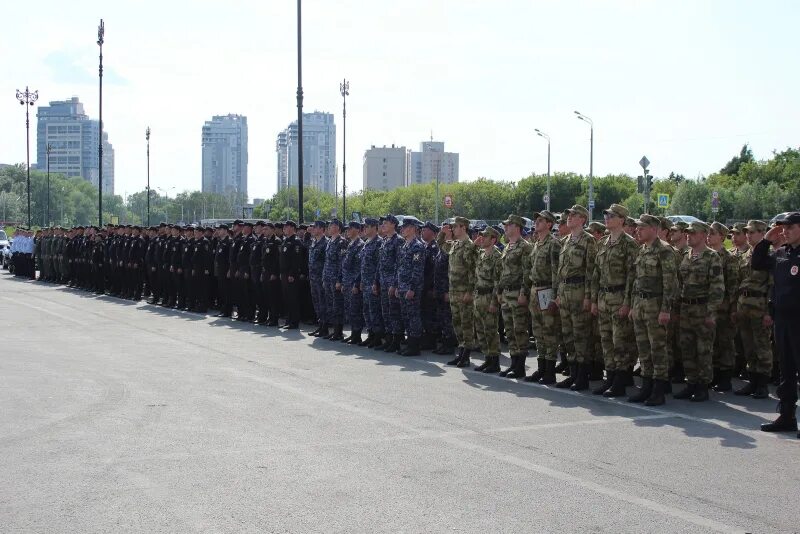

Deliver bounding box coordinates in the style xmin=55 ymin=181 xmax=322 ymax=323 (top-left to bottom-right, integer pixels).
xmin=342 ymin=236 xmax=365 ymax=331
xmin=422 ymin=238 xmax=439 ymax=342
xmin=434 ymin=243 xmax=456 ymax=343
xmin=397 ymin=236 xmax=426 ymax=338
xmin=360 ymin=235 xmax=383 ymax=336
xmin=308 ymin=236 xmax=329 ymax=326
xmin=379 ymin=233 xmax=403 ymax=335
xmin=323 ymin=235 xmax=348 ymax=326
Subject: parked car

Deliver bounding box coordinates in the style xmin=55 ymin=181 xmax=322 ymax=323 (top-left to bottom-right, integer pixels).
xmin=2 ymin=237 xmax=13 ymax=271
xmin=667 ymin=215 xmax=703 ymax=224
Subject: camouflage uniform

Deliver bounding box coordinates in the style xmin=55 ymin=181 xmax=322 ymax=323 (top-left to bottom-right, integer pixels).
xmin=308 ymin=234 xmax=329 ymax=327
xmin=442 ymin=234 xmax=478 ymax=350
xmin=556 ymin=228 xmax=597 ymax=366
xmin=712 ymin=244 xmax=739 ymax=377
xmin=527 ymin=231 xmax=562 ymax=364
xmin=323 ymin=233 xmax=348 ymax=328
xmin=498 ymin=234 xmax=532 ymax=359
xmin=474 ymin=241 xmax=501 ymax=361
xmin=735 ymin=245 xmax=773 ymax=376
xmin=433 ymin=238 xmax=456 ymax=348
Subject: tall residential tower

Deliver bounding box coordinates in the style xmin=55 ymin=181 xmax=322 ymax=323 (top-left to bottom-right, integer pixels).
xmin=201 ymin=114 xmax=248 ymax=198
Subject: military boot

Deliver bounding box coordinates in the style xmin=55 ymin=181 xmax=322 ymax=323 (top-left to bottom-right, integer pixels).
xmin=603 ymin=370 xmax=629 ymax=398
xmin=420 ymin=333 xmax=436 ymax=350
xmin=734 ymin=374 xmax=756 ymax=396
xmin=644 ymin=379 xmax=667 ymax=406
xmin=592 ymin=370 xmax=615 ymax=395
xmin=401 ymin=337 xmax=421 ymax=357
xmin=524 ymin=358 xmax=546 ymax=383
xmin=368 ymin=332 xmax=383 ymax=349
xmin=690 ymin=384 xmax=710 ymax=402
xmin=556 ymin=363 xmax=577 ymax=388
xmin=673 ymin=383 xmax=696 ymax=400
xmin=384 ymin=333 xmax=401 ymax=352
xmin=474 ymin=357 xmax=490 ymax=372
xmin=554 ymin=357 xmax=568 ymax=374
xmin=571 ymin=363 xmax=591 ymax=391
xmin=506 ymin=354 xmax=527 ymax=379
xmin=346 ymin=329 xmax=363 ymax=345
xmin=375 ymin=333 xmax=392 ymax=350
xmin=499 ymin=355 xmax=517 ymax=378
xmin=539 ymin=359 xmax=557 ymax=384
xmin=628 ymin=377 xmax=653 ymax=403
xmin=446 ymin=347 xmax=464 ymax=366
xmin=483 ymin=355 xmax=501 ymax=373
xmin=713 ymin=370 xmax=732 ymax=392
xmin=752 ymin=373 xmax=770 ymax=399
xmin=590 ymin=360 xmax=604 ymax=381
xmin=358 ymin=330 xmax=373 ymax=346
xmin=456 ymin=348 xmax=472 ymax=368
xmin=761 ymin=404 xmax=798 ymax=433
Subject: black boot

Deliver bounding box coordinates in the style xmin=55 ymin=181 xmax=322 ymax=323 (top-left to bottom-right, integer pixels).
xmin=632 ymin=365 xmax=642 ymax=377
xmin=499 ymin=355 xmax=517 ymax=377
xmin=524 ymin=358 xmax=546 ymax=383
xmin=734 ymin=374 xmax=756 ymax=396
xmin=603 ymin=370 xmax=629 ymax=397
xmin=589 ymin=360 xmax=604 ymax=381
xmin=456 ymin=348 xmax=472 ymax=368
xmin=673 ymin=383 xmax=696 ymax=400
xmin=447 ymin=347 xmax=464 ymax=366
xmin=474 ymin=356 xmax=490 ymax=372
xmin=625 ymin=366 xmax=636 ymax=385
xmin=376 ymin=333 xmax=393 ymax=351
xmin=592 ymin=370 xmax=615 ymax=395
xmin=313 ymin=323 xmax=329 ymax=338
xmin=556 ymin=363 xmax=577 ymax=388
xmin=670 ymin=361 xmax=685 ymax=384
xmin=691 ymin=384 xmax=710 ymax=402
xmin=420 ymin=333 xmax=436 ymax=350
xmin=401 ymin=337 xmax=421 ymax=356
xmin=346 ymin=329 xmax=363 ymax=345
xmin=761 ymin=404 xmax=798 ymax=433
xmin=555 ymin=357 xmax=568 ymax=374
xmin=571 ymin=363 xmax=590 ymax=391
xmin=710 ymin=367 xmax=721 ymax=388
xmin=329 ymin=324 xmax=344 ymax=341
xmin=628 ymin=377 xmax=653 ymax=403
xmin=713 ymin=369 xmax=732 ymax=392
xmin=752 ymin=373 xmax=770 ymax=399
xmin=359 ymin=331 xmax=373 ymax=347
xmin=539 ymin=359 xmax=557 ymax=384
xmin=342 ymin=331 xmax=353 ymax=343
xmin=506 ymin=354 xmax=527 ymax=379
xmin=645 ymin=379 xmax=667 ymax=406
xmin=384 ymin=333 xmax=400 ymax=352
xmin=369 ymin=332 xmax=383 ymax=349
xmin=483 ymin=355 xmax=501 ymax=373
xmin=433 ymin=337 xmax=455 ymax=355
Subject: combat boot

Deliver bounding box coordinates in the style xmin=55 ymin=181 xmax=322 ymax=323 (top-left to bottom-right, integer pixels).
xmin=401 ymin=337 xmax=421 ymax=357
xmin=556 ymin=363 xmax=577 ymax=389
xmin=691 ymin=384 xmax=710 ymax=402
xmin=752 ymin=373 xmax=770 ymax=399
xmin=329 ymin=324 xmax=344 ymax=341
xmin=734 ymin=375 xmax=756 ymax=396
xmin=359 ymin=330 xmax=373 ymax=346
xmin=603 ymin=369 xmax=629 ymax=397
xmin=506 ymin=354 xmax=527 ymax=379
xmin=628 ymin=377 xmax=653 ymax=403
xmin=342 ymin=331 xmax=353 ymax=343
xmin=447 ymin=347 xmax=465 ymax=366
xmin=554 ymin=356 xmax=568 ymax=374
xmin=713 ymin=370 xmax=732 ymax=392
xmin=382 ymin=333 xmax=399 ymax=352
xmin=524 ymin=358 xmax=546 ymax=383
xmin=592 ymin=370 xmax=615 ymax=395
xmin=571 ymin=363 xmax=591 ymax=391
xmin=673 ymin=383 xmax=696 ymax=400
xmin=644 ymin=379 xmax=667 ymax=406
xmin=313 ymin=323 xmax=330 ymax=338
xmin=539 ymin=359 xmax=557 ymax=384
xmin=499 ymin=355 xmax=517 ymax=378
xmin=369 ymin=332 xmax=384 ymax=349
xmin=420 ymin=333 xmax=436 ymax=350
xmin=483 ymin=355 xmax=501 ymax=373
xmin=346 ymin=329 xmax=362 ymax=345
xmin=670 ymin=361 xmax=686 ymax=384
xmin=474 ymin=357 xmax=490 ymax=372
xmin=590 ymin=360 xmax=604 ymax=381
xmin=761 ymin=404 xmax=797 ymax=433
xmin=456 ymin=348 xmax=472 ymax=368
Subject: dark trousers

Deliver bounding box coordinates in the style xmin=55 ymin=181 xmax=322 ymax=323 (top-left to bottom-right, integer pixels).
xmin=774 ymin=316 xmax=800 ymax=412
xmin=266 ymin=276 xmax=283 ymax=322
xmin=217 ymin=273 xmax=232 ymax=315
xmin=281 ymin=275 xmax=300 ymax=326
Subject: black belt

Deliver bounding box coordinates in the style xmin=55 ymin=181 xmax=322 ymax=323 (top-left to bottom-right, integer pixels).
xmin=681 ymin=297 xmax=708 ymax=305
xmin=475 ymin=287 xmax=494 ymax=295
xmin=740 ymin=290 xmax=765 ymax=298
xmin=533 ymin=280 xmax=551 ymax=287
xmin=636 ymin=291 xmax=661 ymax=299
xmin=600 ymin=284 xmax=626 ymax=294
xmin=501 ymin=284 xmax=521 ymax=291
xmin=562 ymin=276 xmax=585 ymax=285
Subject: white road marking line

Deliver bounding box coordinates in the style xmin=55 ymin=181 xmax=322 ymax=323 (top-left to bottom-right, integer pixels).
xmin=1 ymin=296 xmax=85 ymax=325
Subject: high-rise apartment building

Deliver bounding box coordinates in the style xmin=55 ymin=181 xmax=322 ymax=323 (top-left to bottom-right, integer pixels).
xmin=362 ymin=145 xmax=407 ymax=192
xmin=406 ymin=140 xmax=459 ymax=186
xmin=201 ymin=114 xmax=248 ymax=198
xmin=276 ymin=111 xmax=336 ymax=195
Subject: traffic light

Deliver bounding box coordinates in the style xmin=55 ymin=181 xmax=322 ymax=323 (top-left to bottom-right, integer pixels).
xmin=637 ymin=176 xmax=643 ymax=193
xmin=647 ymin=174 xmax=654 ymax=191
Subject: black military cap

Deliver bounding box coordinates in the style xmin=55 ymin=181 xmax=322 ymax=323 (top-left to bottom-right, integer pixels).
xmin=284 ymin=220 xmax=297 ymax=228
xmin=348 ymin=221 xmax=362 ymax=230
xmin=159 ymin=222 xmax=167 ymax=227
xmin=423 ymin=221 xmax=440 ymax=233
xmin=217 ymin=223 xmax=230 ymax=230
xmin=492 ymin=224 xmax=505 ymax=236
xmin=132 ymin=225 xmax=141 ymax=231
xmin=383 ymin=214 xmax=399 ymax=226
xmin=275 ymin=222 xmax=285 ymax=229
xmin=299 ymin=224 xmax=308 ymax=230
xmin=776 ymin=212 xmax=800 ymax=225
xmin=254 ymin=220 xmax=266 ymax=227
xmin=264 ymin=222 xmax=275 ymax=228
xmin=242 ymin=221 xmax=254 ymax=228
xmin=329 ymin=218 xmax=343 ymax=229
xmin=232 ymin=219 xmax=244 ymax=225
xmin=363 ymin=217 xmax=380 ymax=227
xmin=400 ymin=216 xmax=423 ymax=228
xmin=313 ymin=220 xmax=327 ymax=228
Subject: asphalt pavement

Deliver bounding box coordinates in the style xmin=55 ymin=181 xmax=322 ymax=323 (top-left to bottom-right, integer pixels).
xmin=0 ymin=273 xmax=797 ymax=533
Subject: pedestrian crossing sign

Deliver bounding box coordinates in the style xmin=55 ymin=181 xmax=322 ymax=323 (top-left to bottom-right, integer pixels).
xmin=658 ymin=194 xmax=670 ymax=208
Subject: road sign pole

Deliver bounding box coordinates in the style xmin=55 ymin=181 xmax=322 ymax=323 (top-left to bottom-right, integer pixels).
xmin=639 ymin=156 xmax=650 ymax=214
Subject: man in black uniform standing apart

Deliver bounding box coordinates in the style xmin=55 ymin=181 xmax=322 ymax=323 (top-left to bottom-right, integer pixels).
xmin=280 ymin=220 xmax=303 ymax=330
xmin=214 ymin=225 xmax=233 ymax=317
xmin=754 ymin=212 xmax=800 ymax=436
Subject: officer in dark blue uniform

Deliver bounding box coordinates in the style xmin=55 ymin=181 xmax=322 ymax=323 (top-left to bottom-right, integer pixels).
xmin=308 ymin=221 xmax=329 ymax=336
xmin=322 ymin=219 xmax=348 ymax=341
xmin=396 ymin=216 xmax=426 ymax=356
xmin=359 ymin=218 xmax=384 ymax=348
xmin=341 ymin=221 xmax=365 ymax=344
xmin=420 ymin=221 xmax=440 ymax=350
xmin=279 ymin=220 xmax=303 ymax=329
xmin=377 ymin=215 xmax=404 ymax=352
xmin=754 ymin=212 xmax=800 ymax=436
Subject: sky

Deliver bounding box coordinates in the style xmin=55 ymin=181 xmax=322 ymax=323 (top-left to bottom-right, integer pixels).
xmin=1 ymin=0 xmax=798 ymax=203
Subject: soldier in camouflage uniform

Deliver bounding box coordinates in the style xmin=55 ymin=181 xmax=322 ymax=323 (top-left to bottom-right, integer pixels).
xmin=441 ymin=216 xmax=478 ymax=366
xmin=590 ymin=204 xmax=638 ymax=397
xmin=359 ymin=218 xmax=384 ymax=348
xmin=587 ymin=221 xmax=606 ymax=379
xmin=707 ymin=222 xmax=739 ymax=391
xmin=733 ymin=220 xmax=773 ymax=398
xmin=629 ymin=214 xmax=678 ymax=405
xmin=674 ymin=221 xmax=725 ymax=402
xmin=555 ymin=205 xmax=597 ymax=390
xmin=524 ymin=210 xmax=561 ymax=384
xmin=728 ymin=222 xmax=750 ymax=377
xmin=433 ymin=224 xmax=458 ymax=355
xmin=497 ymin=214 xmax=532 ymax=379
xmin=473 ymin=227 xmax=502 ymax=373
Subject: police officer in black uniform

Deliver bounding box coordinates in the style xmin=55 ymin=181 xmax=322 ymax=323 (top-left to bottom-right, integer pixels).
xmin=279 ymin=220 xmax=303 ymax=330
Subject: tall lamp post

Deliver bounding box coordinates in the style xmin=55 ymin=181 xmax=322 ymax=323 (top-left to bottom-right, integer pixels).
xmin=97 ymin=19 xmax=105 ymax=227
xmin=15 ymin=86 xmax=38 ymax=228
xmin=146 ymin=127 xmax=151 ymax=226
xmin=296 ymin=0 xmax=304 ymax=223
xmin=46 ymin=143 xmax=52 ymax=226
xmin=574 ymin=110 xmax=594 ymax=220
xmin=339 ymin=79 xmax=349 ymax=221
xmin=534 ymin=129 xmax=551 ymax=212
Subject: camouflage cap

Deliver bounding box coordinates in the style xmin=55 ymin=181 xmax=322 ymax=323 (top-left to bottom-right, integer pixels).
xmin=502 ymin=214 xmax=526 ymax=228
xmin=709 ymin=221 xmax=729 ymax=236
xmin=453 ymin=216 xmax=471 ymax=228
xmin=603 ymin=203 xmax=629 ymax=219
xmin=730 ymin=222 xmax=747 ymax=234
xmin=624 ymin=216 xmax=637 ymax=228
xmin=636 ymin=214 xmax=661 ymax=228
xmin=481 ymin=226 xmax=500 ymax=240
xmin=744 ymin=219 xmax=768 ymax=232
xmin=559 ymin=211 xmax=570 ymax=224
xmin=532 ymin=210 xmax=557 ymax=224
xmin=686 ymin=220 xmax=711 ymax=234
xmin=587 ymin=222 xmax=607 ymax=234
xmin=565 ymin=204 xmax=589 ymax=220
xmin=671 ymin=221 xmax=689 ymax=232
xmin=659 ymin=217 xmax=673 ymax=231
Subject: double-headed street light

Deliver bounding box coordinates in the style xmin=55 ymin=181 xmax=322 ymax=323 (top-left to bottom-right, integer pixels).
xmin=574 ymin=110 xmax=594 ymax=220
xmin=534 ymin=129 xmax=551 ymax=212
xmin=46 ymin=143 xmax=52 ymax=226
xmin=15 ymin=86 xmax=38 ymax=228
xmin=339 ymin=79 xmax=349 ymax=221
xmin=97 ymin=19 xmax=105 ymax=227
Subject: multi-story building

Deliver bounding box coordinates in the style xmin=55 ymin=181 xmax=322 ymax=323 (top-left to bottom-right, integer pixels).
xmin=362 ymin=145 xmax=407 ymax=192
xmin=276 ymin=111 xmax=336 ymax=195
xmin=201 ymin=114 xmax=248 ymax=198
xmin=36 ymin=97 xmax=115 ymax=193
xmin=406 ymin=140 xmax=459 ymax=187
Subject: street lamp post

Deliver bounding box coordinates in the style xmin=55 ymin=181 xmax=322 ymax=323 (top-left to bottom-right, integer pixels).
xmin=146 ymin=127 xmax=151 ymax=226
xmin=46 ymin=143 xmax=52 ymax=226
xmin=339 ymin=79 xmax=349 ymax=221
xmin=534 ymin=129 xmax=551 ymax=212
xmin=574 ymin=111 xmax=594 ymax=220
xmin=296 ymin=0 xmax=304 ymax=223
xmin=15 ymin=86 xmax=38 ymax=228
xmin=97 ymin=19 xmax=105 ymax=227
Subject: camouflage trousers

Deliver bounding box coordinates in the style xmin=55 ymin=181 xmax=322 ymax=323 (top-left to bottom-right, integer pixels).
xmin=501 ymin=289 xmax=530 ymax=356
xmin=449 ymin=291 xmax=475 ymax=349
xmin=558 ymin=284 xmax=591 ymax=364
xmin=362 ymin=284 xmax=384 ymax=334
xmin=667 ymin=313 xmax=679 ymax=371
xmin=737 ymin=305 xmax=773 ymax=375
xmin=632 ymin=295 xmax=669 ymax=381
xmin=597 ymin=291 xmax=636 ymax=371
xmin=437 ymin=292 xmax=455 ymax=340
xmin=310 ymin=275 xmax=326 ymax=325
xmin=323 ymin=280 xmax=344 ymax=325
xmin=399 ymin=291 xmax=422 ymax=338
xmin=712 ymin=302 xmax=735 ymax=372
xmin=474 ymin=293 xmax=500 ymax=357
xmin=679 ymin=303 xmax=716 ymax=385
xmin=381 ymin=287 xmax=402 ymax=335
xmin=592 ymin=315 xmax=603 ymax=363
xmin=343 ymin=285 xmax=364 ymax=330
xmin=530 ymin=289 xmax=559 ymax=362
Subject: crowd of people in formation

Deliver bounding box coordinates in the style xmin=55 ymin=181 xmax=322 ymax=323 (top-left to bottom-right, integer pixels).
xmin=12 ymin=206 xmax=800 ymax=435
